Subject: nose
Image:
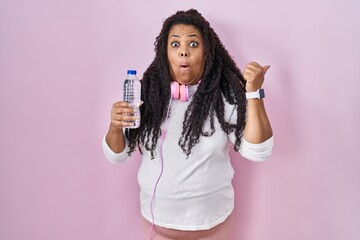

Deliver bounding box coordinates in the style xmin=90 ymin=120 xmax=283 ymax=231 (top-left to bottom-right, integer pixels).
xmin=180 ymin=48 xmax=189 ymax=57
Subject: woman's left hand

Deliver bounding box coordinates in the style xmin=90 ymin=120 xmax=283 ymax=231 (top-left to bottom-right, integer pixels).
xmin=243 ymin=62 xmax=270 ymax=92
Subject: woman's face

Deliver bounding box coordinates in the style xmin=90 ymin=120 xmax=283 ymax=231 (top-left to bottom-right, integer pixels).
xmin=167 ymin=24 xmax=205 ymax=85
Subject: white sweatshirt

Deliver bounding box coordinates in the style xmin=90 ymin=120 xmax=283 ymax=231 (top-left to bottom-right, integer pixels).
xmin=102 ymin=92 xmax=274 ymax=231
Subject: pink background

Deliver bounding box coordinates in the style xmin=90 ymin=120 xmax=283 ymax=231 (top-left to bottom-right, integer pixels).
xmin=1 ymin=0 xmax=359 ymax=239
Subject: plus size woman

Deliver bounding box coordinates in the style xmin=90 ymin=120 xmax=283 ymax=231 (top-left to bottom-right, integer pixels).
xmin=103 ymin=9 xmax=274 ymax=240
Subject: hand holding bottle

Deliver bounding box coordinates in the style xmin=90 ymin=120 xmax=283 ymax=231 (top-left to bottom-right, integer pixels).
xmin=110 ymin=101 xmax=139 ymax=130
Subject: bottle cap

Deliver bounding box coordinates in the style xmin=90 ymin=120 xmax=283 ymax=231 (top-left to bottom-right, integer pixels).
xmin=127 ymin=70 xmax=137 ymax=75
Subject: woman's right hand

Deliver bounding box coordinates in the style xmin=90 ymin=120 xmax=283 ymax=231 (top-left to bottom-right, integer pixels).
xmin=106 ymin=101 xmax=135 ymax=153
xmin=110 ymin=101 xmax=137 ymax=131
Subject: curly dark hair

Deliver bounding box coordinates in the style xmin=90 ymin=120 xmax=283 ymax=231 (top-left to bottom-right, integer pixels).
xmin=125 ymin=9 xmax=247 ymax=157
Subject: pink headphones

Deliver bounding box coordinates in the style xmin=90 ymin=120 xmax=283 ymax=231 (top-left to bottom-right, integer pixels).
xmin=171 ymin=82 xmax=189 ymax=102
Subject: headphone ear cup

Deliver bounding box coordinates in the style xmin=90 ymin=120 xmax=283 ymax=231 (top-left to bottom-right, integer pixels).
xmin=180 ymin=84 xmax=189 ymax=102
xmin=171 ymin=82 xmax=180 ymax=99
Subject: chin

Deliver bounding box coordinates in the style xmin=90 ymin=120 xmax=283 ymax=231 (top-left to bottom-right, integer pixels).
xmin=178 ymin=79 xmax=198 ymax=85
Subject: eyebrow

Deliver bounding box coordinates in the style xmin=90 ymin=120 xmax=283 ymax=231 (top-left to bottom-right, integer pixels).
xmin=169 ymin=34 xmax=200 ymax=38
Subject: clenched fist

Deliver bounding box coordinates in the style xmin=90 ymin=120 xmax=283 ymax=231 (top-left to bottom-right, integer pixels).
xmin=243 ymin=62 xmax=270 ymax=92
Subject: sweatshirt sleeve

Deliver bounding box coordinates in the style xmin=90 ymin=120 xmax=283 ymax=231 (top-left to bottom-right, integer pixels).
xmin=226 ymin=102 xmax=274 ymax=162
xmin=238 ymin=136 xmax=274 ymax=162
xmin=102 ymin=134 xmax=130 ymax=163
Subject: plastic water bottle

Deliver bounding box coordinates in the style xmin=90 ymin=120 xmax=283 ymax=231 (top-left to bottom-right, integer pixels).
xmin=123 ymin=70 xmax=141 ymax=128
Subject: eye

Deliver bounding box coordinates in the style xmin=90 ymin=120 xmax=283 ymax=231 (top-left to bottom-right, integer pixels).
xmin=189 ymin=41 xmax=198 ymax=47
xmin=171 ymin=42 xmax=180 ymax=47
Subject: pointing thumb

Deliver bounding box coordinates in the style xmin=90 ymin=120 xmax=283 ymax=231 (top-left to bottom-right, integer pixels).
xmin=263 ymin=65 xmax=271 ymax=74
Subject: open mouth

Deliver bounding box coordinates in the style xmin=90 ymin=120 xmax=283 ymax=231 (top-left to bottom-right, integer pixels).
xmin=180 ymin=63 xmax=190 ymax=70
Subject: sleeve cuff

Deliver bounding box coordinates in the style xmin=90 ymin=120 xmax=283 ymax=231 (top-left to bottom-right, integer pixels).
xmin=102 ymin=134 xmax=130 ymax=163
xmin=239 ymin=136 xmax=274 ymax=162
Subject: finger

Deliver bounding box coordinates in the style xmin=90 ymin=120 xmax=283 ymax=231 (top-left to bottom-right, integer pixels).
xmin=243 ymin=66 xmax=260 ymax=76
xmin=243 ymin=72 xmax=255 ymax=82
xmin=263 ymin=65 xmax=271 ymax=74
xmin=113 ymin=107 xmax=134 ymax=115
xmin=111 ymin=119 xmax=133 ymax=128
xmin=245 ymin=62 xmax=262 ymax=71
xmin=111 ymin=115 xmax=137 ymax=128
xmin=112 ymin=113 xmax=137 ymax=122
xmin=243 ymin=68 xmax=258 ymax=77
xmin=113 ymin=101 xmax=130 ymax=108
xmin=244 ymin=63 xmax=270 ymax=77
xmin=112 ymin=101 xmax=135 ymax=113
xmin=243 ymin=72 xmax=252 ymax=79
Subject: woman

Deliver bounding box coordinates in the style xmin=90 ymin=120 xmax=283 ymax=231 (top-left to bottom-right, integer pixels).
xmin=103 ymin=9 xmax=273 ymax=240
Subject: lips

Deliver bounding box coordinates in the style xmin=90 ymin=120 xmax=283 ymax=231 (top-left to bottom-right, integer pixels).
xmin=180 ymin=63 xmax=190 ymax=70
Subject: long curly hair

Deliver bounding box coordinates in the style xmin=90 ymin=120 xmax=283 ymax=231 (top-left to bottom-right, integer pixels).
xmin=126 ymin=9 xmax=247 ymax=157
